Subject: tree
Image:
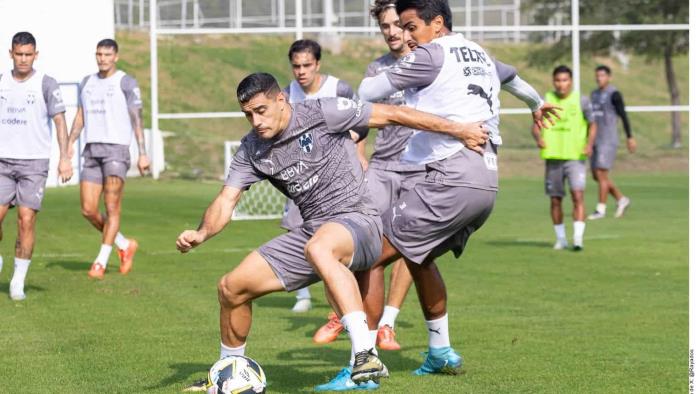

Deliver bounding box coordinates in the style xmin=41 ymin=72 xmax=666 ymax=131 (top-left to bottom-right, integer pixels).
xmin=525 ymin=0 xmax=689 ymax=147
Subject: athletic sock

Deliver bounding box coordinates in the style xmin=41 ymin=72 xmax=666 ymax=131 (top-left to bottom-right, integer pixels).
xmin=220 ymin=342 xmax=246 ymax=359
xmin=114 ymin=233 xmax=130 ymax=251
xmin=296 ymin=286 xmax=311 ymax=300
xmin=10 ymin=257 xmax=31 ymax=289
xmin=595 ymin=203 xmax=606 ymax=215
xmin=349 ymin=329 xmax=379 ymax=366
xmin=426 ymin=314 xmax=451 ymax=348
xmin=95 ymin=244 xmax=112 ymax=268
xmin=573 ymin=221 xmax=586 ymax=246
xmin=553 ymin=224 xmax=566 ymax=242
xmin=342 ymin=311 xmax=374 ymax=361
xmin=378 ymin=305 xmax=400 ymax=329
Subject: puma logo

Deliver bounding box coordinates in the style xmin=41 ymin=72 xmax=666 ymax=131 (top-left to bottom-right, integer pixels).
xmin=428 ymin=328 xmax=441 ymax=335
xmin=467 ymin=84 xmax=494 ymax=114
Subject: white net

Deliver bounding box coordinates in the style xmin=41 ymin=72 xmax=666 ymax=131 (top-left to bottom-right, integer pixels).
xmin=224 ymin=141 xmax=286 ymax=220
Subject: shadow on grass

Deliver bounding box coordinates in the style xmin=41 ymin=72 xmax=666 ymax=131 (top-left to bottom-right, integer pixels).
xmin=0 ymin=282 xmax=46 ymax=295
xmin=146 ymin=362 xmax=209 ymax=391
xmin=45 ymin=260 xmax=89 ymax=272
xmin=485 ymin=239 xmax=550 ymax=249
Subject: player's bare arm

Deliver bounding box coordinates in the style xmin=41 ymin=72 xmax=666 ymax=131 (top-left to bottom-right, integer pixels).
xmin=129 ymin=106 xmax=150 ymax=176
xmin=531 ymin=123 xmax=545 ymax=149
xmin=368 ymin=103 xmax=489 ymax=154
xmin=53 ymin=112 xmax=73 ymax=182
xmin=67 ymin=107 xmax=84 ymax=159
xmin=176 ymin=186 xmax=243 ymax=253
xmin=584 ymin=122 xmax=598 ymax=157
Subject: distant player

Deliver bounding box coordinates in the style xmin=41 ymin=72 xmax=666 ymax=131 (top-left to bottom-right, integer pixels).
xmin=356 ymin=0 xmax=557 ymax=377
xmin=282 ymin=39 xmax=368 ymax=313
xmin=177 ymin=72 xmax=488 ymax=391
xmin=0 ymin=31 xmax=72 ymax=300
xmin=312 ymin=0 xmax=418 ymax=361
xmin=587 ymin=65 xmax=636 ymax=220
xmin=67 ymin=39 xmax=149 ymax=279
xmin=532 ymin=65 xmax=596 ymax=250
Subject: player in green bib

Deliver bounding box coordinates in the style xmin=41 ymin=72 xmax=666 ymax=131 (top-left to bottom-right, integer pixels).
xmin=532 ymin=65 xmax=596 ymax=250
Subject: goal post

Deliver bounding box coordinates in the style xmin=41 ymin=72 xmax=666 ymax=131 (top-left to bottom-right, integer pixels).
xmin=224 ymin=141 xmax=286 ymax=220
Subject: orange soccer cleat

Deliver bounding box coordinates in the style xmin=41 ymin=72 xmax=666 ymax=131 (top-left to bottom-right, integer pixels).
xmin=117 ymin=239 xmax=138 ymax=275
xmin=376 ymin=325 xmax=401 ymax=351
xmin=87 ymin=262 xmax=106 ymax=280
xmin=313 ymin=312 xmax=344 ymax=344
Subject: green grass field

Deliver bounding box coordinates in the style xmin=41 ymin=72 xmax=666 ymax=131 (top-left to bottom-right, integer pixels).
xmin=0 ymin=172 xmax=686 ymax=393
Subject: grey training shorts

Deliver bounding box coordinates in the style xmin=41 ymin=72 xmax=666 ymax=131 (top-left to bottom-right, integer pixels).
xmin=0 ymin=158 xmax=49 ymax=211
xmin=366 ymin=166 xmax=425 ymax=226
xmin=258 ymin=211 xmax=383 ymax=291
xmin=591 ymin=144 xmax=617 ymax=170
xmin=280 ymin=199 xmax=304 ymax=231
xmin=545 ymin=160 xmax=586 ymax=197
xmin=81 ymin=143 xmax=131 ymax=184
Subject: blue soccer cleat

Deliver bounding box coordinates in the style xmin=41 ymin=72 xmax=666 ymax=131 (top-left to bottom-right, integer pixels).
xmin=413 ymin=347 xmax=464 ymax=376
xmin=314 ymin=367 xmax=379 ymax=391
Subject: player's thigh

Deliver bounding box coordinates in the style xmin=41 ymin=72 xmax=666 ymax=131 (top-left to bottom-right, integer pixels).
xmin=102 ymin=176 xmax=125 ymax=205
xmin=565 ymin=160 xmax=587 ymax=192
xmin=544 ymin=160 xmax=565 ymax=197
xmin=80 ymin=180 xmax=103 ymax=212
xmin=220 ymin=250 xmax=285 ymax=300
xmin=306 ymin=222 xmax=355 ymax=265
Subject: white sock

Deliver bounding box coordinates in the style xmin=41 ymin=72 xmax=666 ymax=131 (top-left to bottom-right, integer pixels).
xmin=114 ymin=233 xmax=130 ymax=251
xmin=10 ymin=257 xmax=31 ymax=289
xmin=220 ymin=342 xmax=246 ymax=359
xmin=296 ymin=286 xmax=311 ymax=300
xmin=573 ymin=221 xmax=586 ymax=245
xmin=553 ymin=224 xmax=566 ymax=242
xmin=0 ymin=255 xmax=3 ymax=273
xmin=595 ymin=203 xmax=606 ymax=214
xmin=378 ymin=305 xmax=400 ymax=329
xmin=342 ymin=311 xmax=374 ymax=361
xmin=95 ymin=244 xmax=112 ymax=267
xmin=349 ymin=329 xmax=379 ymax=367
xmin=426 ymin=314 xmax=451 ymax=349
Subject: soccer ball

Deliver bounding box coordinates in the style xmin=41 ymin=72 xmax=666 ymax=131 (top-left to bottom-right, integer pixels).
xmin=207 ymin=355 xmax=267 ymax=394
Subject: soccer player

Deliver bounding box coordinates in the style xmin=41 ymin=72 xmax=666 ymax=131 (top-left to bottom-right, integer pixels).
xmin=532 ymin=65 xmax=596 ymax=250
xmin=0 ymin=31 xmax=72 ymax=300
xmin=282 ymin=39 xmax=369 ymax=313
xmin=355 ymin=0 xmax=558 ymax=377
xmin=67 ymin=39 xmax=149 ymax=279
xmin=587 ymin=65 xmax=636 ymax=220
xmin=312 ymin=0 xmax=418 ymax=355
xmin=176 ymin=72 xmax=489 ymax=391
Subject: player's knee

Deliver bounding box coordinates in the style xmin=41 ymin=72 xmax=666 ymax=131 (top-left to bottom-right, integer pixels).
xmin=17 ymin=212 xmax=35 ymax=231
xmin=217 ymin=273 xmax=248 ymax=308
xmin=304 ymin=239 xmax=328 ymax=267
xmin=81 ymin=205 xmax=99 ymax=220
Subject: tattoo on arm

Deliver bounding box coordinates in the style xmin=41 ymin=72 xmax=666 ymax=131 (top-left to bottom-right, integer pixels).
xmin=130 ymin=107 xmax=147 ymax=156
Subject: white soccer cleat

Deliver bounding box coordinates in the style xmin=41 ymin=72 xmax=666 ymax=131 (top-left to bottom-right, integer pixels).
xmin=291 ymin=298 xmax=312 ymax=313
xmin=553 ymin=239 xmax=568 ymax=250
xmin=9 ymin=281 xmax=26 ymax=301
xmin=615 ymin=197 xmax=631 ymax=218
xmin=587 ymin=211 xmax=605 ymax=220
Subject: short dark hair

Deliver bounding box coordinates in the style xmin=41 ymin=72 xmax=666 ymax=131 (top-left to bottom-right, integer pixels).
xmin=371 ymin=0 xmax=397 ymax=21
xmin=396 ymin=0 xmax=453 ymax=31
xmin=553 ymin=65 xmax=573 ymax=78
xmin=595 ymin=64 xmax=611 ymax=75
xmin=237 ymin=73 xmax=281 ymax=104
xmin=288 ymin=39 xmax=321 ymax=62
xmin=12 ymin=32 xmax=36 ymax=48
xmin=97 ymin=38 xmax=119 ymax=53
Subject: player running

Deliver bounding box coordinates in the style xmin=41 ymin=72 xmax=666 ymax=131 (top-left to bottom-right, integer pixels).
xmin=355 ymin=0 xmax=558 ymax=378
xmin=282 ymin=39 xmax=368 ymax=313
xmin=177 ymin=72 xmax=488 ymax=391
xmin=0 ymin=31 xmax=72 ymax=300
xmin=587 ymin=65 xmax=636 ymax=220
xmin=532 ymin=65 xmax=596 ymax=251
xmin=67 ymin=39 xmax=149 ymax=279
xmin=312 ymin=0 xmax=418 ymax=358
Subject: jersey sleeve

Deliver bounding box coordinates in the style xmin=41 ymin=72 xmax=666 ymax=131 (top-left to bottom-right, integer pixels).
xmin=363 ymin=60 xmax=379 ymax=79
xmin=224 ymin=137 xmax=265 ymax=190
xmin=611 ymin=91 xmax=632 ymax=138
xmin=120 ymin=75 xmax=143 ymax=110
xmin=494 ymin=59 xmax=517 ymax=84
xmin=384 ymin=43 xmax=445 ymax=91
xmin=319 ymin=97 xmax=373 ymax=140
xmin=581 ymin=96 xmax=595 ymax=123
xmin=336 ymin=80 xmax=356 ymax=100
xmin=77 ymin=75 xmax=89 ymax=107
xmin=42 ymin=75 xmax=66 ymax=117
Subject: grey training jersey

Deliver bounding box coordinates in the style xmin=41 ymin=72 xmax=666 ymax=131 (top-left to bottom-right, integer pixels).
xmin=0 ymin=71 xmax=65 ymax=159
xmin=364 ymin=53 xmax=420 ymax=171
xmin=591 ymin=85 xmax=619 ymax=147
xmin=225 ymin=98 xmax=377 ymax=221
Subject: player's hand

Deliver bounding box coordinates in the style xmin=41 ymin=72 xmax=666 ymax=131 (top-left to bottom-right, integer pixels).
xmin=138 ymin=154 xmax=151 ymax=177
xmin=454 ymin=122 xmax=488 ymax=155
xmin=584 ymin=144 xmax=593 ymax=157
xmin=536 ymin=138 xmax=546 ymax=149
xmin=627 ymin=137 xmax=637 ymax=153
xmin=176 ymin=230 xmax=205 ymax=253
xmin=58 ymin=157 xmax=73 ymax=183
xmin=533 ymin=102 xmax=562 ymax=129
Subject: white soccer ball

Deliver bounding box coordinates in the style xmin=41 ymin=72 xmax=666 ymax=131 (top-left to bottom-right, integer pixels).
xmin=207 ymin=355 xmax=267 ymax=394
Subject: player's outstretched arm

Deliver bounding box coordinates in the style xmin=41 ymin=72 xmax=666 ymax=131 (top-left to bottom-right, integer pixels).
xmin=501 ymin=75 xmax=561 ymax=129
xmin=52 ymin=113 xmax=73 ymax=183
xmin=67 ymin=107 xmax=84 ymax=159
xmin=367 ymin=103 xmax=489 ymax=154
xmin=129 ymin=106 xmax=151 ymax=176
xmin=176 ymin=186 xmax=243 ymax=253
xmin=531 ymin=123 xmax=545 ymax=149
